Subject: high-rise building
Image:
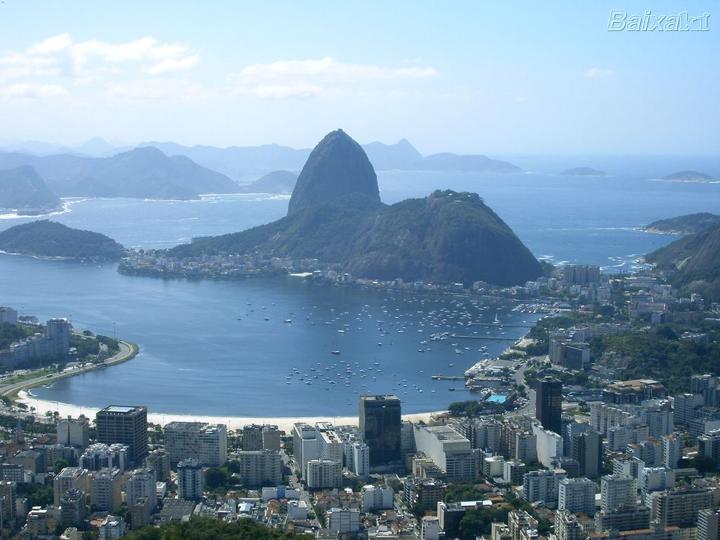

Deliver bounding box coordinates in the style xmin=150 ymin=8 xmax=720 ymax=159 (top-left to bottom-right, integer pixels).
xmin=601 ymin=474 xmax=636 ymax=513
xmin=555 ymin=510 xmax=583 ymax=540
xmin=0 ymin=481 xmax=16 ymax=529
xmin=413 ymin=424 xmax=477 ymax=482
xmin=90 ymin=468 xmax=122 ymax=512
xmin=359 ymin=395 xmax=401 ymax=466
xmin=176 ymin=458 xmax=204 ymax=500
xmin=306 ymin=459 xmax=342 ymax=489
xmin=361 ymin=484 xmax=394 ymax=512
xmin=327 ymin=507 xmax=360 ymax=534
xmin=124 ymin=468 xmax=157 ymax=513
xmin=292 ymin=422 xmax=318 ymax=481
xmin=164 ymin=422 xmax=227 ymax=467
xmin=536 ymin=378 xmax=562 ymax=434
xmin=559 ymin=477 xmax=596 ymax=516
xmin=53 ymin=467 xmax=88 ymax=506
xmin=95 ymin=405 xmax=148 ymax=463
xmin=57 ymin=416 xmax=90 ymax=449
xmin=261 ymin=425 xmax=281 ymax=451
xmin=98 ymin=514 xmax=125 ymax=540
xmin=46 ymin=318 xmax=71 ymax=359
xmin=661 ymin=434 xmax=682 ymax=469
xmin=351 ymin=442 xmax=370 ymax=479
xmin=80 ymin=443 xmax=129 ymax=472
xmin=59 ymin=488 xmax=86 ymax=527
xmin=144 ymin=449 xmax=171 ymax=482
xmin=650 ymin=488 xmax=714 ymax=528
xmin=241 ymin=424 xmax=264 ymax=451
xmin=698 ymin=508 xmax=720 ymax=540
xmin=522 ymin=469 xmax=566 ymax=504
xmin=698 ymin=429 xmax=720 ymax=468
xmin=572 ymin=429 xmax=602 ymax=479
xmin=236 ymin=450 xmax=282 ymax=487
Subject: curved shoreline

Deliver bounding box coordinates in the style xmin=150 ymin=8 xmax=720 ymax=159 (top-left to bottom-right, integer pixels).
xmin=1 ymin=340 xmax=138 ymax=401
xmin=17 ymin=391 xmax=443 ymax=432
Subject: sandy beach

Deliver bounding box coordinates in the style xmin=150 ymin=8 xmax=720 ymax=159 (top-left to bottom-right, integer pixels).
xmin=17 ymin=390 xmax=445 ymax=432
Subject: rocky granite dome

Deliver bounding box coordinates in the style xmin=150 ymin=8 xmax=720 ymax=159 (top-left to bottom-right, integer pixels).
xmin=287 ymin=129 xmax=380 ymax=215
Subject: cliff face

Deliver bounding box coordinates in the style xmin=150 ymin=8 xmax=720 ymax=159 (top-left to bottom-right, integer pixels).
xmin=287 ymin=129 xmax=380 ymax=215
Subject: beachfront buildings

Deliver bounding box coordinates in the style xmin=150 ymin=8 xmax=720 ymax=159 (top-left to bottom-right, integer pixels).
xmin=164 ymin=421 xmax=227 ymax=467
xmin=359 ymin=395 xmax=401 ymax=466
xmin=95 ymin=405 xmax=148 ymax=463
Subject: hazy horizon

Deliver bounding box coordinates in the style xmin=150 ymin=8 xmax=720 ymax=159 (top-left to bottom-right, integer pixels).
xmin=0 ymin=1 xmax=717 ymax=156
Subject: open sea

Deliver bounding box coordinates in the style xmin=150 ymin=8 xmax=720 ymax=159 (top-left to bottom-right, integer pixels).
xmin=0 ymin=157 xmax=718 ymax=416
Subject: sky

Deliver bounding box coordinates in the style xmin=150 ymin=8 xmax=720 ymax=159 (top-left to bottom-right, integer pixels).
xmin=0 ymin=1 xmax=717 ymax=155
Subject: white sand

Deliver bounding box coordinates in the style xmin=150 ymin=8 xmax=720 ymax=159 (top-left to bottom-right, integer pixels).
xmin=17 ymin=390 xmax=445 ymax=432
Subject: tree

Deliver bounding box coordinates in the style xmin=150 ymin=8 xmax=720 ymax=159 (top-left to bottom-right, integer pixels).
xmin=54 ymin=458 xmax=69 ymax=474
xmin=205 ymin=467 xmax=230 ymax=489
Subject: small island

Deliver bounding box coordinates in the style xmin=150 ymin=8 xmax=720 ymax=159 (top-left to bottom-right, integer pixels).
xmin=660 ymin=170 xmax=715 ymax=182
xmin=645 ymin=213 xmax=720 ymax=236
xmin=560 ymin=167 xmax=606 ymax=177
xmin=0 ymin=220 xmax=126 ymax=261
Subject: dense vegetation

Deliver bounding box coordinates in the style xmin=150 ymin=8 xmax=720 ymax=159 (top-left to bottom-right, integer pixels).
xmin=0 ymin=166 xmax=61 ymax=212
xmin=173 ymin=190 xmax=543 ymax=286
xmin=591 ymin=324 xmax=720 ymax=393
xmin=0 ymin=322 xmax=33 ymax=349
xmin=123 ymin=517 xmax=306 ymax=539
xmin=646 ymin=225 xmax=720 ymax=300
xmin=645 ymin=213 xmax=720 ymax=235
xmin=0 ymin=220 xmax=126 ymax=260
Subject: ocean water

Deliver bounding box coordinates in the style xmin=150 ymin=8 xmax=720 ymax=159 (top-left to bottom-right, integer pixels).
xmin=0 ymin=164 xmax=718 ymax=416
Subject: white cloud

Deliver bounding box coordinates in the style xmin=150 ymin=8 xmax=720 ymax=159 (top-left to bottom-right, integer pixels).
xmin=585 ymin=67 xmax=614 ymax=78
xmin=106 ymin=78 xmax=213 ymax=101
xmin=0 ymin=34 xmax=200 ymax=83
xmin=228 ymin=56 xmax=437 ymax=99
xmin=143 ymin=54 xmax=200 ymax=75
xmin=237 ymin=57 xmax=437 ymax=82
xmin=0 ymin=83 xmax=68 ymax=99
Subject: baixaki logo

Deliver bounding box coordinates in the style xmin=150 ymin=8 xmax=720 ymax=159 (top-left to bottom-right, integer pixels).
xmin=608 ymin=10 xmax=710 ymax=32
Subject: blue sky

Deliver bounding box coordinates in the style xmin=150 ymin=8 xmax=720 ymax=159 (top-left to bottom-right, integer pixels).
xmin=0 ymin=0 xmax=717 ymax=154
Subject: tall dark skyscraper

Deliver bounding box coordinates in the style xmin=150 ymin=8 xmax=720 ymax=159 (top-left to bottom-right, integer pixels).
xmin=96 ymin=405 xmax=148 ymax=463
xmin=572 ymin=429 xmax=603 ymax=479
xmin=359 ymin=395 xmax=401 ymax=466
xmin=536 ymin=378 xmax=562 ymax=435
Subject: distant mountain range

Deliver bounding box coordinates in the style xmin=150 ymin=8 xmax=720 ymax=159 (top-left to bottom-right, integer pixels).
xmin=0 ymin=147 xmax=239 ymax=200
xmin=171 ymin=129 xmax=542 ymax=286
xmin=645 ymin=213 xmax=720 ymax=236
xmin=1 ymin=137 xmax=523 ymax=179
xmin=0 ymin=166 xmax=62 ymax=214
xmin=237 ymin=170 xmax=298 ymax=194
xmin=646 ymin=224 xmax=720 ymax=301
xmin=0 ymin=220 xmax=126 ymax=261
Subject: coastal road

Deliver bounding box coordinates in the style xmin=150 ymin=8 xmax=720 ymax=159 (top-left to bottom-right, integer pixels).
xmin=0 ymin=340 xmax=138 ymax=401
xmin=509 ymin=356 xmax=539 ymax=417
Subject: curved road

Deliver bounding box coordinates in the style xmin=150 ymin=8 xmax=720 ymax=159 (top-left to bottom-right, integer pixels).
xmin=0 ymin=340 xmax=138 ymax=400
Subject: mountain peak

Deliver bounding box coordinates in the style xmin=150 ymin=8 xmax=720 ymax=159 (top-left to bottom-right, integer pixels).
xmin=287 ymin=130 xmax=380 ymax=216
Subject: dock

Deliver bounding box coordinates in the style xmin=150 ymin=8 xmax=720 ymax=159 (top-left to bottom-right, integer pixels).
xmin=450 ymin=334 xmax=518 ymax=342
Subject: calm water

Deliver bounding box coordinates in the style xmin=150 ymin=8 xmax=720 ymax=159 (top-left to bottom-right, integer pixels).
xmin=0 ymin=163 xmax=718 ymax=416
